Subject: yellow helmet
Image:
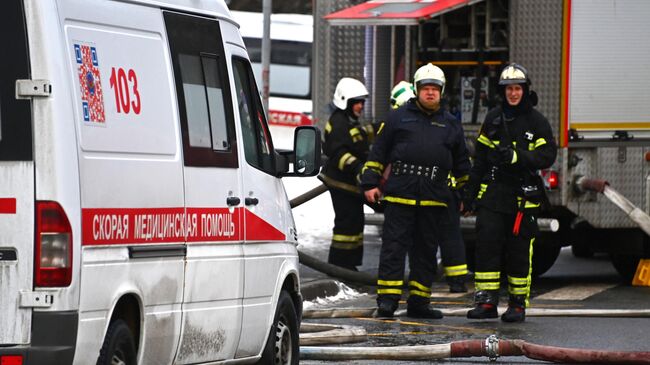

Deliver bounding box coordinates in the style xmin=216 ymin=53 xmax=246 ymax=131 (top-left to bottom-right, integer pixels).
xmin=390 ymin=81 xmax=415 ymax=109
xmin=413 ymin=63 xmax=445 ymax=95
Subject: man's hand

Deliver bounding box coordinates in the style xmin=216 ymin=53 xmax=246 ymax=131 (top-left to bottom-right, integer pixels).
xmin=461 ymin=198 xmax=475 ymax=216
xmin=365 ymin=187 xmax=381 ymax=203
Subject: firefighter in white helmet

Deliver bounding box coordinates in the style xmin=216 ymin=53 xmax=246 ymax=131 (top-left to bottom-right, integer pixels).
xmin=319 ymin=77 xmax=371 ymax=270
xmin=463 ymin=63 xmax=557 ymax=322
xmin=387 ymin=78 xmax=469 ymax=293
xmin=390 ymin=81 xmax=415 ymax=109
xmin=361 ymin=64 xmax=471 ymax=318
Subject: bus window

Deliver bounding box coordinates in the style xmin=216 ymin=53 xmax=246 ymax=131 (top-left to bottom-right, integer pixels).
xmin=243 ymin=37 xmax=311 ymax=99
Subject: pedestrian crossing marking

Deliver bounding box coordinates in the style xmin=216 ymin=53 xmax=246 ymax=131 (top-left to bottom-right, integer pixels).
xmin=534 ymin=283 xmax=617 ymax=301
xmin=430 ymin=291 xmax=468 ymax=298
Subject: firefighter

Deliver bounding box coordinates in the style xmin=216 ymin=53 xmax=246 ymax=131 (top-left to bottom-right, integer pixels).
xmin=390 ymin=80 xmax=469 ymax=293
xmin=319 ymin=77 xmax=371 ymax=270
xmin=463 ymin=63 xmax=557 ymax=322
xmin=390 ymin=80 xmax=415 ymax=109
xmin=362 ymin=64 xmax=471 ymax=318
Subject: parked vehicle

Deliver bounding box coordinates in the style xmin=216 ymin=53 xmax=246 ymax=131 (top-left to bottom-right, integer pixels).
xmin=316 ymin=0 xmax=650 ymax=279
xmin=0 ymin=0 xmax=320 ymax=364
xmin=231 ymin=10 xmax=313 ymax=149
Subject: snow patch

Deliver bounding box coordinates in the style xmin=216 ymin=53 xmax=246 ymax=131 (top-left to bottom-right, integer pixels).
xmin=302 ymin=281 xmax=367 ymax=310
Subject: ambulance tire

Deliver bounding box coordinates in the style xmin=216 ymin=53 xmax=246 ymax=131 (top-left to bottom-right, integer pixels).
xmin=257 ymin=290 xmax=299 ymax=365
xmin=96 ymin=319 xmax=137 ymax=365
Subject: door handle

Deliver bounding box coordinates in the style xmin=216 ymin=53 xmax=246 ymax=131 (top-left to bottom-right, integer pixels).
xmin=245 ymin=197 xmax=259 ymax=206
xmin=226 ymin=196 xmax=241 ymax=206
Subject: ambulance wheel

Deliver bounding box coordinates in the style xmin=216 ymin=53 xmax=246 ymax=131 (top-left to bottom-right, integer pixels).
xmin=257 ymin=290 xmax=299 ymax=365
xmin=96 ymin=319 xmax=137 ymax=365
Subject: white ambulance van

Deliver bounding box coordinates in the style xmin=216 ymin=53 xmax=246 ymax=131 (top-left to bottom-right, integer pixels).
xmin=229 ymin=11 xmax=313 ymax=150
xmin=0 ymin=1 xmax=321 ymax=364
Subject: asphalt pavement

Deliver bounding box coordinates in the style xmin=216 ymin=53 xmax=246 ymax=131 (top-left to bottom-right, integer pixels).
xmin=297 ymin=224 xmax=650 ymax=364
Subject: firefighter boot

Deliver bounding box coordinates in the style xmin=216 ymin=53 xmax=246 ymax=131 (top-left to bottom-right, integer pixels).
xmin=376 ymin=296 xmax=399 ymax=318
xmin=501 ymin=295 xmax=526 ymax=323
xmin=467 ymin=290 xmax=499 ymax=319
xmin=447 ymin=275 xmax=468 ymax=293
xmin=406 ymin=296 xmax=443 ymax=319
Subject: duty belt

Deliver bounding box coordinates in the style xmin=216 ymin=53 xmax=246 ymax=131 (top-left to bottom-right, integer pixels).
xmin=488 ymin=166 xmax=522 ymax=186
xmin=391 ymin=161 xmax=447 ymax=182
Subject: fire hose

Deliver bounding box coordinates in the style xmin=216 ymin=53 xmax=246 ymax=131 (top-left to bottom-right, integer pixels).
xmin=300 ymin=334 xmax=650 ymax=363
xmin=302 ymin=306 xmax=650 ymax=319
xmin=291 ymin=183 xmax=376 ymax=284
xmin=575 ymin=176 xmax=650 ymax=236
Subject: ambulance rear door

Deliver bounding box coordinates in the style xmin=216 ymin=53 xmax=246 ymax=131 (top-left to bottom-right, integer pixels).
xmin=164 ymin=11 xmax=244 ymax=363
xmin=0 ymin=0 xmax=35 ymax=345
xmin=229 ymin=48 xmax=296 ymax=357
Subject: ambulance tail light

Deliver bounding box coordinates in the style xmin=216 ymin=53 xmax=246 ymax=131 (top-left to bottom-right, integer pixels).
xmin=0 ymin=355 xmax=24 ymax=365
xmin=541 ymin=169 xmax=559 ymax=190
xmin=35 ymin=201 xmax=72 ymax=287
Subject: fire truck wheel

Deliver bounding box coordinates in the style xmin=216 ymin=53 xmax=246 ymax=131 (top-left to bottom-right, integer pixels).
xmin=532 ymin=234 xmax=561 ymax=277
xmin=257 ymin=290 xmax=299 ymax=365
xmin=96 ymin=319 xmax=137 ymax=365
xmin=610 ymin=254 xmax=642 ymax=282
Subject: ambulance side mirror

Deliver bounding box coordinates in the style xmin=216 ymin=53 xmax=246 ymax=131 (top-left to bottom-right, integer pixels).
xmin=293 ymin=126 xmax=321 ymax=176
xmin=276 ymin=126 xmax=321 ymax=177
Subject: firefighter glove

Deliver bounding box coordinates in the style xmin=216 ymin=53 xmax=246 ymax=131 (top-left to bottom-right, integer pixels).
xmin=497 ymin=146 xmax=517 ymax=165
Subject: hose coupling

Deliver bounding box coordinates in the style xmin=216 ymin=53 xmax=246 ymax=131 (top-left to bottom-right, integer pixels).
xmin=485 ymin=334 xmax=499 ymax=361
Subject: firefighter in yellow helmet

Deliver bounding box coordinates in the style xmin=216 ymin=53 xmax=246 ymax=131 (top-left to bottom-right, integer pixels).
xmin=463 ymin=63 xmax=557 ymax=322
xmin=319 ymin=77 xmax=371 ymax=270
xmin=361 ymin=64 xmax=471 ymax=318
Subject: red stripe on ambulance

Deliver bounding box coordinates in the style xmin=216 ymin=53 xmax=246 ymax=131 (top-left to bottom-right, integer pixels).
xmin=244 ymin=208 xmax=286 ymax=241
xmin=82 ymin=207 xmax=284 ymax=245
xmin=0 ymin=198 xmax=17 ymax=214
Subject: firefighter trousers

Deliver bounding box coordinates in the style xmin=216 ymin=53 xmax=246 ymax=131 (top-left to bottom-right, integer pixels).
xmin=441 ymin=193 xmax=468 ymax=279
xmin=473 ymin=207 xmax=537 ymax=305
xmin=328 ymin=188 xmax=364 ymax=269
xmin=377 ymin=202 xmax=455 ymax=307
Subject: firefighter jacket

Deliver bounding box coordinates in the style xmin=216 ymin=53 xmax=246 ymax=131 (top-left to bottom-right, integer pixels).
xmin=320 ymin=108 xmax=373 ymax=194
xmin=465 ymin=105 xmax=557 ymax=214
xmin=360 ymin=100 xmax=471 ymax=207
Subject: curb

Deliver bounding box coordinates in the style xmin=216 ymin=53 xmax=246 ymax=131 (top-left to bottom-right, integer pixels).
xmin=300 ymin=279 xmax=341 ymax=302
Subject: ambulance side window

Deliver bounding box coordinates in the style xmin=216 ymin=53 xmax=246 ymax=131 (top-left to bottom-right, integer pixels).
xmin=0 ymin=0 xmax=32 ymax=161
xmin=164 ymin=12 xmax=237 ymax=167
xmin=232 ymin=57 xmax=275 ymax=174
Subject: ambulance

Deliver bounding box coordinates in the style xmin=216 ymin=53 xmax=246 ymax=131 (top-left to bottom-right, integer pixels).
xmin=0 ymin=0 xmax=320 ymax=364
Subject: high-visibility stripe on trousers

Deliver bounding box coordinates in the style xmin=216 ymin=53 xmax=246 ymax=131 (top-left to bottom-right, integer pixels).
xmin=328 ymin=188 xmax=364 ymax=269
xmin=440 ymin=192 xmax=467 ymax=278
xmin=377 ymin=203 xmax=454 ymax=305
xmin=473 ymin=208 xmax=536 ymax=306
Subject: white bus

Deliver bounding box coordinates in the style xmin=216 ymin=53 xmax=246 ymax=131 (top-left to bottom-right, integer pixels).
xmin=231 ymin=10 xmax=313 ymax=149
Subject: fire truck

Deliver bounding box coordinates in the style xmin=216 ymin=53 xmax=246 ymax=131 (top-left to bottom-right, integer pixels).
xmin=314 ymin=0 xmax=650 ymax=279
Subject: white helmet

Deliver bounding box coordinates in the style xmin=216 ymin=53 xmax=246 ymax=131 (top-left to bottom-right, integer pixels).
xmin=413 ymin=63 xmax=446 ymax=95
xmin=332 ymin=77 xmax=368 ymax=110
xmin=390 ymin=81 xmax=415 ymax=109
xmin=499 ymin=63 xmax=530 ymax=86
